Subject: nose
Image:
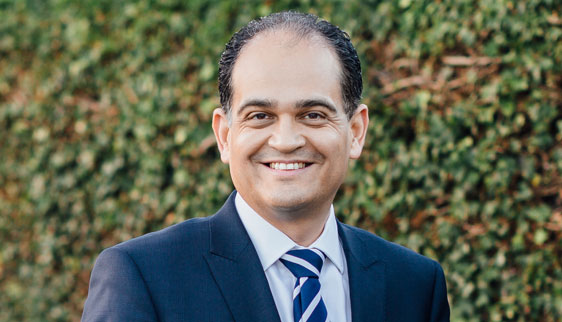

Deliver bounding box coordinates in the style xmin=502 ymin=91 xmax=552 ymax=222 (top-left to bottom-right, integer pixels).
xmin=268 ymin=116 xmax=306 ymax=153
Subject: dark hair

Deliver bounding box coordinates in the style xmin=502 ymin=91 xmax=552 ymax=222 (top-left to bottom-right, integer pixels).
xmin=218 ymin=11 xmax=362 ymax=119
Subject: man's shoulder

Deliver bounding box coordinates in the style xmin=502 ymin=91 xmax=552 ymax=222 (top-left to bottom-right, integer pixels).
xmin=108 ymin=216 xmax=212 ymax=257
xmin=97 ymin=192 xmax=241 ymax=264
xmin=339 ymin=222 xmax=441 ymax=271
xmin=339 ymin=223 xmax=449 ymax=319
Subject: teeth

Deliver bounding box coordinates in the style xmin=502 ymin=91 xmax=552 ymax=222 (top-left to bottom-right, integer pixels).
xmin=269 ymin=162 xmax=306 ymax=170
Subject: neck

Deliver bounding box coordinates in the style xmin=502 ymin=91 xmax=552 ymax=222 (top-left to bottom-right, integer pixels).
xmin=257 ymin=203 xmax=332 ymax=247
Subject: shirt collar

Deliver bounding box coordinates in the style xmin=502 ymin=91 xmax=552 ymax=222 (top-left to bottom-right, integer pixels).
xmin=235 ymin=193 xmax=344 ymax=274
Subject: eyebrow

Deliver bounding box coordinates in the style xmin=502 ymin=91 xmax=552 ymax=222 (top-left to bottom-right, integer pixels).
xmin=237 ymin=99 xmax=277 ymax=116
xmin=295 ymin=98 xmax=337 ymax=113
xmin=236 ymin=97 xmax=338 ymax=116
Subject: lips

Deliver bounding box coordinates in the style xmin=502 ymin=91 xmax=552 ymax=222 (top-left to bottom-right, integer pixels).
xmin=269 ymin=162 xmax=307 ymax=170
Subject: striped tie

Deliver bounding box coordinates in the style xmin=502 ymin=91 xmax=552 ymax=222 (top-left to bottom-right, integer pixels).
xmin=280 ymin=248 xmax=328 ymax=322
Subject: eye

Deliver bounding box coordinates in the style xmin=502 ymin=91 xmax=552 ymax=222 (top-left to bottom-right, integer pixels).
xmin=249 ymin=112 xmax=270 ymax=120
xmin=303 ymin=112 xmax=325 ymax=120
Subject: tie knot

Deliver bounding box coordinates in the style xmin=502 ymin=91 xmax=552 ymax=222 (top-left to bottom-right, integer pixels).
xmin=280 ymin=248 xmax=326 ymax=278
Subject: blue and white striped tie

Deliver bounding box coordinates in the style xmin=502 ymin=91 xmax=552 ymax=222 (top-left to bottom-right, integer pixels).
xmin=280 ymin=248 xmax=328 ymax=322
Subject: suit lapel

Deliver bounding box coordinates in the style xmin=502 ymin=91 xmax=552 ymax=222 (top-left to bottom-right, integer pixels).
xmin=204 ymin=192 xmax=281 ymax=322
xmin=338 ymin=222 xmax=387 ymax=322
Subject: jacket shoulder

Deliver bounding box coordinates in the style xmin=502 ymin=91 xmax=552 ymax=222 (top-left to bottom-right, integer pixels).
xmin=111 ymin=216 xmax=211 ymax=257
xmin=339 ymin=223 xmax=450 ymax=321
xmin=339 ymin=222 xmax=441 ymax=270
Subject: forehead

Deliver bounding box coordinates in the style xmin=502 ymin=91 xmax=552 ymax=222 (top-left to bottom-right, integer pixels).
xmin=230 ymin=29 xmax=344 ymax=112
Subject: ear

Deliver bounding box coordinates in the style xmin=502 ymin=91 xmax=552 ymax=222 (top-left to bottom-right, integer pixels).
xmin=349 ymin=104 xmax=369 ymax=159
xmin=212 ymin=108 xmax=230 ymax=164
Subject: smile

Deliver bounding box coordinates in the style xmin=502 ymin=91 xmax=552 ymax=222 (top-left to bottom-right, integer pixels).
xmin=269 ymin=162 xmax=308 ymax=170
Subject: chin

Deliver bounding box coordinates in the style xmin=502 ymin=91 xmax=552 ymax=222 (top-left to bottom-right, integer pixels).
xmin=265 ymin=192 xmax=317 ymax=213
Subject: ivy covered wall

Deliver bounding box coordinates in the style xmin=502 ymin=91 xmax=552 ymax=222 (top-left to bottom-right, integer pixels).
xmin=1 ymin=0 xmax=561 ymax=320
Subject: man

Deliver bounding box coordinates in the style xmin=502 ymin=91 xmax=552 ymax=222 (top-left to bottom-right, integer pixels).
xmin=82 ymin=11 xmax=449 ymax=322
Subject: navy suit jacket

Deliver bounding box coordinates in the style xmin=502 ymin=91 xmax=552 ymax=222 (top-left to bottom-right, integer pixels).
xmin=82 ymin=192 xmax=450 ymax=321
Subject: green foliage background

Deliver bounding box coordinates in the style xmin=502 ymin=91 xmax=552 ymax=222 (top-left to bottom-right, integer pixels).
xmin=1 ymin=0 xmax=561 ymax=321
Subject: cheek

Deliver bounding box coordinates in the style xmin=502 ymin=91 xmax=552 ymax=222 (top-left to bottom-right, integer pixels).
xmin=230 ymin=128 xmax=270 ymax=158
xmin=308 ymin=128 xmax=350 ymax=153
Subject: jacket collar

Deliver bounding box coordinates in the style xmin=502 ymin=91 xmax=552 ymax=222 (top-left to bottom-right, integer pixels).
xmin=338 ymin=221 xmax=387 ymax=321
xmin=205 ymin=191 xmax=281 ymax=322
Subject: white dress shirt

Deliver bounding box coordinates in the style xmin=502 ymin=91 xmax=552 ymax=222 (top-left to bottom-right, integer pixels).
xmin=235 ymin=193 xmax=352 ymax=322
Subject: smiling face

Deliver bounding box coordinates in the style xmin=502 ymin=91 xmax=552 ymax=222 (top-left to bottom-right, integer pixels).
xmin=213 ymin=30 xmax=368 ymax=223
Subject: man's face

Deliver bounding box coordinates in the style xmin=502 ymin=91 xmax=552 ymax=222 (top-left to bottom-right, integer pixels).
xmin=213 ymin=30 xmax=368 ymax=221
